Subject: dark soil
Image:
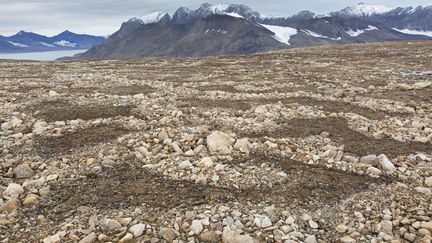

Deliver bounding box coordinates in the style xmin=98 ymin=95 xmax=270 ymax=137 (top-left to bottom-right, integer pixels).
xmin=284 ymin=97 xmax=397 ymax=120
xmin=29 ymin=100 xmax=134 ymax=122
xmin=35 ymin=126 xmax=130 ymax=157
xmin=178 ymin=96 xmax=401 ymax=120
xmin=42 ymin=159 xmax=378 ymax=221
xmin=105 ymin=84 xmax=155 ymax=96
xmin=178 ymin=98 xmax=252 ymax=111
xmin=369 ymin=87 xmax=432 ymax=103
xmin=7 ymin=85 xmax=50 ymax=93
xmin=246 ymin=117 xmax=432 ymax=158
xmin=195 ymin=85 xmax=238 ymax=93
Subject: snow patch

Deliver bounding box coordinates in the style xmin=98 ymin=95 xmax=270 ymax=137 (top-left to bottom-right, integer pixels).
xmin=224 ymin=12 xmax=244 ymax=18
xmin=7 ymin=41 xmax=28 ymax=48
xmin=208 ymin=3 xmax=229 ymax=13
xmin=133 ymin=12 xmax=168 ymax=25
xmin=204 ymin=29 xmax=228 ymax=34
xmin=343 ymin=3 xmax=392 ymax=16
xmin=302 ymin=30 xmax=340 ymax=40
xmin=39 ymin=42 xmax=55 ymax=47
xmin=346 ymin=25 xmax=378 ymax=37
xmin=393 ymin=29 xmax=432 ymax=37
xmin=260 ymin=24 xmax=297 ymax=45
xmin=54 ymin=40 xmax=77 ymax=47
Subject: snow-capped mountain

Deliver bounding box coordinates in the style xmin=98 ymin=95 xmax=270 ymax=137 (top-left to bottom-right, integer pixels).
xmin=124 ymin=3 xmax=261 ymax=26
xmin=331 ymin=2 xmax=392 ymax=17
xmin=0 ymin=30 xmax=105 ymax=53
xmin=129 ymin=12 xmax=171 ymax=25
xmin=76 ymin=2 xmax=432 ymax=59
xmin=369 ymin=5 xmax=432 ymax=31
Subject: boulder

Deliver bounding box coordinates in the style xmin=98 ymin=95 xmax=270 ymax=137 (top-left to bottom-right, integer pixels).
xmin=13 ymin=164 xmax=34 ymax=179
xmin=222 ymin=227 xmax=257 ymax=243
xmin=206 ymin=131 xmax=233 ymax=154
xmin=360 ymin=154 xmax=379 ymax=167
xmin=378 ymin=154 xmax=396 ymax=172
xmin=99 ymin=218 xmax=122 ymax=232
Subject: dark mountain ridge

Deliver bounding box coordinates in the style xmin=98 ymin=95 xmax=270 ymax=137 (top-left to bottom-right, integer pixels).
xmin=75 ymin=2 xmax=432 ymax=59
xmin=0 ymin=30 xmax=105 ymax=53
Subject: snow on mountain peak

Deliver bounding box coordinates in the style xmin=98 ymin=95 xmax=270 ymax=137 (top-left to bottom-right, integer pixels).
xmin=207 ymin=3 xmax=229 ymax=14
xmin=340 ymin=2 xmax=392 ymax=16
xmin=132 ymin=12 xmax=169 ymax=25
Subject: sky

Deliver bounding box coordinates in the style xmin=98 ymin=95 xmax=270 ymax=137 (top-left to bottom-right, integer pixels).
xmin=0 ymin=0 xmax=430 ymax=37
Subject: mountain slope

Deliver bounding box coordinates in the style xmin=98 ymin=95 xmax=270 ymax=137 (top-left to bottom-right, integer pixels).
xmin=331 ymin=2 xmax=392 ymax=18
xmin=79 ymin=15 xmax=286 ymax=59
xmin=370 ymin=6 xmax=432 ymax=31
xmin=76 ymin=3 xmax=432 ymax=59
xmin=0 ymin=30 xmax=105 ymax=53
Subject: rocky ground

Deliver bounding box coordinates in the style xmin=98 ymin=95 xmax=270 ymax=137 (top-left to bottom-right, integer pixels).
xmin=0 ymin=41 xmax=432 ymax=243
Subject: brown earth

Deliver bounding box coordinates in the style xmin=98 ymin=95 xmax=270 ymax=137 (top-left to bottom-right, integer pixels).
xmin=41 ymin=158 xmax=379 ymax=222
xmin=245 ymin=117 xmax=432 ymax=158
xmin=35 ymin=126 xmax=131 ymax=157
xmin=28 ymin=100 xmax=134 ymax=122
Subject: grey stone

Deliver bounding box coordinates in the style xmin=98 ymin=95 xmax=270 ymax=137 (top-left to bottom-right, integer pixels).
xmin=13 ymin=164 xmax=34 ymax=179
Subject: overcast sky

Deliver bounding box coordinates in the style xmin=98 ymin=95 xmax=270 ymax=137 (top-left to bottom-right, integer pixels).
xmin=0 ymin=0 xmax=429 ymax=36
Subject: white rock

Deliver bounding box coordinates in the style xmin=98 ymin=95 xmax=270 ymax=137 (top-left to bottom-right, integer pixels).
xmin=261 ymin=217 xmax=272 ymax=228
xmin=336 ymin=224 xmax=348 ymax=233
xmin=129 ymin=223 xmax=146 ymax=237
xmin=214 ymin=163 xmax=226 ymax=172
xmin=120 ymin=233 xmax=133 ymax=242
xmin=425 ymin=177 xmax=432 ymax=187
xmin=234 ymin=138 xmax=252 ymax=153
xmin=79 ymin=232 xmax=96 ymax=243
xmin=10 ymin=118 xmax=23 ymax=127
xmin=133 ymin=93 xmax=145 ymax=99
xmin=185 ymin=150 xmax=195 ymax=156
xmin=415 ymin=187 xmax=432 ymax=195
xmin=305 ymin=235 xmax=317 ymax=243
xmin=286 ymin=216 xmax=295 ymax=225
xmin=412 ymin=121 xmax=423 ymax=129
xmin=1 ymin=122 xmax=12 ymax=131
xmin=43 ymin=234 xmax=61 ymax=243
xmin=99 ymin=218 xmax=121 ymax=232
xmin=54 ymin=121 xmax=66 ymax=126
xmin=378 ymin=154 xmax=396 ymax=172
xmin=421 ymin=222 xmax=432 ymax=231
xmin=48 ymin=90 xmax=58 ymax=96
xmin=3 ymin=183 xmax=24 ymax=199
xmin=200 ymin=157 xmax=214 ymax=168
xmin=33 ymin=121 xmax=48 ymax=135
xmin=309 ymin=220 xmax=319 ymax=229
xmin=190 ymin=220 xmax=203 ymax=235
xmin=222 ymin=227 xmax=256 ymax=243
xmin=172 ymin=142 xmax=184 ymax=154
xmin=46 ymin=174 xmax=59 ymax=181
xmin=340 ymin=235 xmax=356 ymax=243
xmin=206 ymin=131 xmax=233 ymax=154
xmin=377 ymin=220 xmax=393 ymax=235
xmin=366 ymin=167 xmax=381 ymax=177
xmin=179 ymin=160 xmax=193 ymax=170
xmin=413 ymin=81 xmax=431 ymax=89
xmin=195 ymin=175 xmax=208 ymax=185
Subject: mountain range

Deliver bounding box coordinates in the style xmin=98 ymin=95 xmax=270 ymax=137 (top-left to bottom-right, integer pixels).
xmin=78 ymin=2 xmax=432 ymax=59
xmin=0 ymin=30 xmax=105 ymax=53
